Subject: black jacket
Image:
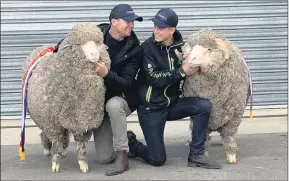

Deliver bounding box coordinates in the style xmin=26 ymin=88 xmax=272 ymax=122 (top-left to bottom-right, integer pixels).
xmin=137 ymin=30 xmax=186 ymax=110
xmin=98 ymin=23 xmax=141 ymax=112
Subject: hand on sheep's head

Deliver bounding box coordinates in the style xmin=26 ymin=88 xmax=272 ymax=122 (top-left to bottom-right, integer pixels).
xmin=182 ymin=62 xmax=199 ymax=76
xmin=95 ymin=61 xmax=109 ymax=77
xmin=174 ymin=48 xmax=199 ymax=76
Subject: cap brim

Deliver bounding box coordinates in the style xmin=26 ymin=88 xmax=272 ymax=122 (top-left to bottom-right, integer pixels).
xmin=151 ymin=17 xmax=170 ymax=28
xmin=122 ymin=15 xmax=143 ymax=22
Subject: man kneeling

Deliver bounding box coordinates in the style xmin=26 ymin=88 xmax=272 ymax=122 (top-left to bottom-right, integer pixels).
xmin=128 ymin=8 xmax=222 ymax=169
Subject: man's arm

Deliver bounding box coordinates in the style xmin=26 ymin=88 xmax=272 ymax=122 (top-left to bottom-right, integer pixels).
xmin=103 ymin=49 xmax=141 ymax=92
xmin=142 ymin=43 xmax=186 ymax=88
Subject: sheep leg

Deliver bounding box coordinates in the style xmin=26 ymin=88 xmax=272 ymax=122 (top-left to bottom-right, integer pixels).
xmin=204 ymin=129 xmax=213 ymax=156
xmin=40 ymin=131 xmax=52 ymax=157
xmin=61 ymin=129 xmax=70 ymax=158
xmin=51 ymin=138 xmax=64 ymax=172
xmin=73 ymin=131 xmax=92 ymax=173
xmin=218 ymin=116 xmax=242 ymax=164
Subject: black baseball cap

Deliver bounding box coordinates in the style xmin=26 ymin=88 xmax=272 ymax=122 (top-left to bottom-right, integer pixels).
xmin=151 ymin=8 xmax=178 ymax=28
xmin=109 ymin=4 xmax=143 ymax=22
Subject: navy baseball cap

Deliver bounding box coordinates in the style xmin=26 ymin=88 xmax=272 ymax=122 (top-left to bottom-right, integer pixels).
xmin=109 ymin=4 xmax=143 ymax=22
xmin=151 ymin=8 xmax=178 ymax=28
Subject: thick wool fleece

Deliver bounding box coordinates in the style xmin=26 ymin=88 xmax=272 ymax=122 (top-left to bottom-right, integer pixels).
xmin=23 ymin=24 xmax=111 ymax=139
xmin=182 ymin=29 xmax=250 ymax=132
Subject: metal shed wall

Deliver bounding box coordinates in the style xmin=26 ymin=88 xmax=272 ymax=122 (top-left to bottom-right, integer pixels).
xmin=1 ymin=1 xmax=288 ymax=116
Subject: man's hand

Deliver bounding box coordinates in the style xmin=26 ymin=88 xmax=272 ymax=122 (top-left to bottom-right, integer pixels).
xmin=95 ymin=61 xmax=108 ymax=77
xmin=182 ymin=63 xmax=199 ymax=76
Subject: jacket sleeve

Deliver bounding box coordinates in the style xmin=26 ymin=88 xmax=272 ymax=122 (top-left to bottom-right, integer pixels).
xmin=142 ymin=43 xmax=186 ymax=88
xmin=103 ymin=47 xmax=141 ymax=92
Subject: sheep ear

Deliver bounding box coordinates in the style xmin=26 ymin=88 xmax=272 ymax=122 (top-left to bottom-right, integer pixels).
xmin=174 ymin=49 xmax=183 ymax=61
xmin=215 ymin=38 xmax=229 ymax=59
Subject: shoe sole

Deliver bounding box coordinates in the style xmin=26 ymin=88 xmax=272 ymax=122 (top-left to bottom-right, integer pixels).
xmin=187 ymin=162 xmax=222 ymax=169
xmin=105 ymin=165 xmax=129 ymax=176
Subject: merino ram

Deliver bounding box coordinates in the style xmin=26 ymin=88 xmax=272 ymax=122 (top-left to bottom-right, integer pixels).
xmin=22 ymin=24 xmax=111 ymax=172
xmin=178 ymin=29 xmax=251 ymax=164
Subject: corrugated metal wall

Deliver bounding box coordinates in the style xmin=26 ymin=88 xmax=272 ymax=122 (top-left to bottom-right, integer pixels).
xmin=1 ymin=1 xmax=288 ymax=116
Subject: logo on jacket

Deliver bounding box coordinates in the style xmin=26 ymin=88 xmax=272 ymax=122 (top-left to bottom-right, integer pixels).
xmin=148 ymin=63 xmax=153 ymax=72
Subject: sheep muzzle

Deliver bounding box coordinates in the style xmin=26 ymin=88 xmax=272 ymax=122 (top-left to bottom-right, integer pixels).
xmin=81 ymin=41 xmax=101 ymax=63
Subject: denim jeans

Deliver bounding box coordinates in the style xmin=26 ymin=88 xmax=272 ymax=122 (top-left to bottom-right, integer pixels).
xmin=131 ymin=96 xmax=212 ymax=166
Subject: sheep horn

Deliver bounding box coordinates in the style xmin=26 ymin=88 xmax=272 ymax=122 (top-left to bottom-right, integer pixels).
xmin=215 ymin=38 xmax=230 ymax=60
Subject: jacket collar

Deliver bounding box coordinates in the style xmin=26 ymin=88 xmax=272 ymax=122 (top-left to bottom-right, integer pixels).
xmin=152 ymin=29 xmax=184 ymax=50
xmin=98 ymin=23 xmax=140 ymax=53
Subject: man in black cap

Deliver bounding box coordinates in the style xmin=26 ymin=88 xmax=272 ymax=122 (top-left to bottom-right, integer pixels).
xmin=92 ymin=4 xmax=143 ymax=176
xmin=127 ymin=8 xmax=222 ymax=169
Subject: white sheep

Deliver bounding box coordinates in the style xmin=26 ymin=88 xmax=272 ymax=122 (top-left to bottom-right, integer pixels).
xmin=178 ymin=29 xmax=251 ymax=164
xmin=22 ymin=24 xmax=111 ymax=172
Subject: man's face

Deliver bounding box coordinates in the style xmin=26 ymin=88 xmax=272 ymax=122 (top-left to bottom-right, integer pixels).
xmin=112 ymin=18 xmax=134 ymax=37
xmin=153 ymin=25 xmax=175 ymax=43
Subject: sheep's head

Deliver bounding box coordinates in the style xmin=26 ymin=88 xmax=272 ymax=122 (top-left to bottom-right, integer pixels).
xmin=182 ymin=29 xmax=230 ymax=73
xmin=59 ymin=24 xmax=110 ymax=68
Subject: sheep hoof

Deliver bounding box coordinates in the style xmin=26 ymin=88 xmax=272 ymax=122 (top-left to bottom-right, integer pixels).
xmin=61 ymin=149 xmax=67 ymax=158
xmin=78 ymin=160 xmax=89 ymax=173
xmin=205 ymin=151 xmax=210 ymax=157
xmin=52 ymin=161 xmax=60 ymax=172
xmin=227 ymin=153 xmax=237 ymax=164
xmin=44 ymin=149 xmax=51 ymax=157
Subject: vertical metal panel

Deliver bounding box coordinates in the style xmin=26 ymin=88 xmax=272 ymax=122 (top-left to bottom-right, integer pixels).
xmin=1 ymin=1 xmax=288 ymax=116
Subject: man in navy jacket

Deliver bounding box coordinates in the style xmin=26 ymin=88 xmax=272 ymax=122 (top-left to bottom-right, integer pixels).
xmin=127 ymin=8 xmax=222 ymax=169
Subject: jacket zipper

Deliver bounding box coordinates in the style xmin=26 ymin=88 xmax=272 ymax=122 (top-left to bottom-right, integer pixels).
xmin=164 ymin=42 xmax=184 ymax=107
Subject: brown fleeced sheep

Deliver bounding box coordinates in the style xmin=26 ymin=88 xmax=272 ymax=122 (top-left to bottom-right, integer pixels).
xmin=178 ymin=29 xmax=250 ymax=164
xmin=22 ymin=24 xmax=111 ymax=172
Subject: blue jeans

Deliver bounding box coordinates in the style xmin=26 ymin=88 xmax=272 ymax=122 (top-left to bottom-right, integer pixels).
xmin=132 ymin=97 xmax=212 ymax=166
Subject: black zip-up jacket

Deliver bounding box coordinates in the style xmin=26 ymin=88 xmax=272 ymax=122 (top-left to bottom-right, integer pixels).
xmin=97 ymin=23 xmax=141 ymax=112
xmin=137 ymin=30 xmax=186 ymax=110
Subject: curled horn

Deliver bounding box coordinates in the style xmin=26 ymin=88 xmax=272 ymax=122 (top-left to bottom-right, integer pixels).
xmin=215 ymin=38 xmax=229 ymax=60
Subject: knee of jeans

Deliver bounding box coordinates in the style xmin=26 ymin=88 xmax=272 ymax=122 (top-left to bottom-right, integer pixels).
xmin=106 ymin=97 xmax=124 ymax=113
xmin=201 ymin=99 xmax=212 ymax=113
xmin=151 ymin=156 xmax=166 ymax=166
xmin=95 ymin=151 xmax=116 ymax=165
